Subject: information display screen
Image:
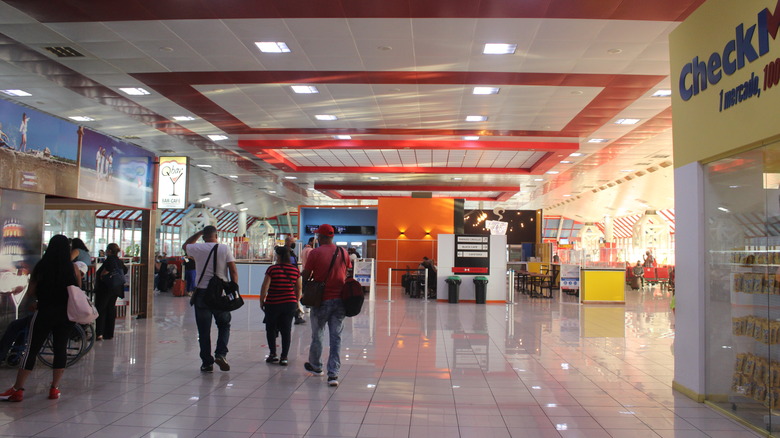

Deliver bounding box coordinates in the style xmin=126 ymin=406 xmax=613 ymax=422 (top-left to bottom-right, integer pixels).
xmin=305 ymin=225 xmax=375 ymax=235
xmin=453 ymin=235 xmax=490 ymax=275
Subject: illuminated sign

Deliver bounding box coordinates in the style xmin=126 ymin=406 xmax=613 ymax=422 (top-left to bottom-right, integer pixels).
xmin=678 ymin=1 xmax=780 ymax=111
xmin=157 ymin=156 xmax=188 ymax=209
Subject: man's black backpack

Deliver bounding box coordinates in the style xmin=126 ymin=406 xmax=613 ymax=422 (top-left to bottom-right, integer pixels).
xmin=341 ymin=277 xmax=364 ymax=317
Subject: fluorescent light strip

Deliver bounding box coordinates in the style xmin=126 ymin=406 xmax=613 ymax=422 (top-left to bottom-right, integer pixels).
xmin=173 ymin=116 xmax=195 ymax=121
xmin=463 ymin=136 xmax=480 ymax=141
xmin=588 ymin=139 xmax=609 ymax=143
xmin=1 ymin=89 xmax=31 ymax=97
xmin=119 ymin=87 xmax=150 ymax=96
xmin=652 ymin=89 xmax=672 ymax=97
xmin=208 ymin=135 xmax=228 ymax=141
xmin=473 ymin=87 xmax=499 ymax=95
xmin=255 ymin=41 xmax=291 ymax=53
xmin=315 ymin=114 xmax=338 ymax=121
xmin=483 ymin=43 xmax=517 ymax=54
xmin=615 ymin=118 xmax=640 ymax=125
xmin=334 ymin=135 xmax=351 ymax=140
xmin=197 ymin=197 xmax=210 ymax=202
xmin=196 ymin=164 xmax=212 ymax=168
xmin=291 ymin=85 xmax=318 ymax=94
xmin=69 ymin=116 xmax=94 ymax=122
xmin=220 ymin=203 xmax=231 ymax=208
xmin=465 ymin=115 xmax=487 ymax=122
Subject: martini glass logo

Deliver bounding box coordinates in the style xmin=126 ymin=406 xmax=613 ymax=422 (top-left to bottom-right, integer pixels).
xmin=160 ymin=160 xmax=185 ymax=196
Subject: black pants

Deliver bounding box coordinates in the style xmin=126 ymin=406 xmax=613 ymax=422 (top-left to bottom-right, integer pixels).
xmin=21 ymin=310 xmax=74 ymax=370
xmin=264 ymin=302 xmax=297 ymax=358
xmin=95 ymin=291 xmax=118 ymax=338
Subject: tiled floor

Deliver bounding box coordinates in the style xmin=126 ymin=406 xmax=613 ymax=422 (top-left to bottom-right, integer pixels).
xmin=0 ymin=286 xmax=763 ymax=437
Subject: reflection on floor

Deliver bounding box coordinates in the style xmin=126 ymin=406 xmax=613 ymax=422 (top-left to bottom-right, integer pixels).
xmin=0 ymin=286 xmax=762 ymax=438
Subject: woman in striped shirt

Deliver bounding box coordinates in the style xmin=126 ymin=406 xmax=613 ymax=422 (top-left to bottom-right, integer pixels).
xmin=260 ymin=246 xmax=302 ymax=365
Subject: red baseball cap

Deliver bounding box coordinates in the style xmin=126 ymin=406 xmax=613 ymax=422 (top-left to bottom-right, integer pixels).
xmin=314 ymin=224 xmax=335 ymax=237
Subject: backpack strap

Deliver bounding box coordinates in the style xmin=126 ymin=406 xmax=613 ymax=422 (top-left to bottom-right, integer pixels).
xmin=197 ymin=244 xmax=219 ymax=288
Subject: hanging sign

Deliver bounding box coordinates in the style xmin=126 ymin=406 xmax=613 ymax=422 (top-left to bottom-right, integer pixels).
xmin=157 ymin=157 xmax=188 ymax=209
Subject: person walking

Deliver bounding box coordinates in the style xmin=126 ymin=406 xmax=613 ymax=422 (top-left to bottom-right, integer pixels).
xmin=183 ymin=226 xmax=238 ymax=373
xmin=0 ymin=235 xmax=82 ymax=402
xmin=94 ymin=243 xmax=127 ymax=340
xmin=260 ymin=246 xmax=301 ymax=366
xmin=302 ymin=224 xmax=351 ymax=387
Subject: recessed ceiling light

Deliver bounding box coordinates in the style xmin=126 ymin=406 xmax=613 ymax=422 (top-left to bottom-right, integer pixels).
xmin=197 ymin=197 xmax=210 ymax=202
xmin=239 ymin=207 xmax=249 ymax=211
xmin=563 ymin=194 xmax=572 ymax=197
xmin=729 ymin=185 xmax=740 ymax=188
xmin=284 ymin=176 xmax=297 ymax=180
xmin=463 ymin=136 xmax=480 ymax=141
xmin=652 ymin=89 xmax=672 ymax=97
xmin=465 ymin=115 xmax=487 ymax=122
xmin=268 ymin=190 xmax=277 ymax=194
xmin=546 ymin=171 xmax=559 ymax=174
xmin=620 ymin=169 xmax=635 ymax=172
xmin=588 ymin=139 xmax=610 ymax=143
xmin=173 ymin=116 xmax=196 ymax=121
xmin=569 ymin=152 xmax=583 ymax=157
xmin=483 ymin=43 xmax=517 ymax=55
xmin=255 ymin=41 xmax=291 ymax=53
xmin=69 ymin=116 xmax=95 ymax=122
xmin=291 ymin=85 xmax=318 ymax=94
xmin=473 ymin=87 xmax=500 ymax=95
xmin=334 ymin=135 xmax=352 ymax=140
xmin=208 ymin=134 xmax=228 ymax=141
xmin=718 ymin=207 xmax=730 ymax=212
xmin=1 ymin=89 xmax=31 ymax=97
xmin=196 ymin=164 xmax=212 ymax=168
xmin=534 ymin=178 xmax=544 ymax=181
xmin=229 ymin=175 xmax=238 ymax=178
xmin=315 ymin=114 xmax=338 ymax=121
xmin=369 ymin=176 xmax=380 ymax=180
xmin=452 ymin=177 xmax=463 ymax=181
xmin=119 ymin=87 xmax=150 ymax=96
xmin=220 ymin=203 xmax=231 ymax=208
xmin=615 ymin=118 xmax=640 ymax=125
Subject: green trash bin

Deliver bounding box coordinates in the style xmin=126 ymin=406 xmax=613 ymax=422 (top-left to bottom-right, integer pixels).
xmin=474 ymin=276 xmax=489 ymax=304
xmin=445 ymin=276 xmax=461 ymax=303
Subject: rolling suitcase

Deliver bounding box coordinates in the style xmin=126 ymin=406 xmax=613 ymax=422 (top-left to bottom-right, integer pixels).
xmin=172 ymin=279 xmax=187 ymax=297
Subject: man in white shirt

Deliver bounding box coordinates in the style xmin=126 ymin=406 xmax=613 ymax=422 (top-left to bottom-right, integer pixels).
xmin=183 ymin=225 xmax=238 ymax=373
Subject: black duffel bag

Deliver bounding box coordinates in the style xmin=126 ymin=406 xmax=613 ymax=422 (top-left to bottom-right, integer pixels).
xmin=198 ymin=244 xmax=244 ymax=312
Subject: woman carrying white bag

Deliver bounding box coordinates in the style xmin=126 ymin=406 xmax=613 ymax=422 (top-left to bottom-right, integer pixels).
xmin=0 ymin=235 xmax=84 ymax=402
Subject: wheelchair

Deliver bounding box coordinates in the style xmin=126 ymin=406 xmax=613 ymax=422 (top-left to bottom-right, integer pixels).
xmin=4 ymin=321 xmax=95 ymax=368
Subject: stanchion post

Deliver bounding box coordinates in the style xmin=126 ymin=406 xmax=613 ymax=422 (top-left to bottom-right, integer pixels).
xmin=507 ymin=269 xmax=515 ymax=304
xmin=423 ymin=268 xmax=428 ymax=302
xmin=386 ymin=268 xmax=394 ymax=302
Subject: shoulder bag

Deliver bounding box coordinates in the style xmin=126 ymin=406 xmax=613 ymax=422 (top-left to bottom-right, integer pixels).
xmin=200 ymin=244 xmax=244 ymax=312
xmin=67 ymin=285 xmax=99 ymax=324
xmin=301 ymin=247 xmax=340 ymax=308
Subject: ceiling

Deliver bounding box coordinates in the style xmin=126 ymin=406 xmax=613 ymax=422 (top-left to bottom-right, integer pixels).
xmin=0 ymin=0 xmax=700 ymax=221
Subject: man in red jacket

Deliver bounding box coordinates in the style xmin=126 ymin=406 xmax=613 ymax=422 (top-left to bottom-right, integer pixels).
xmin=301 ymin=224 xmax=351 ymax=387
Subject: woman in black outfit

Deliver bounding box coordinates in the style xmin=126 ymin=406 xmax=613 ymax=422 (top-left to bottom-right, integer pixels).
xmin=94 ymin=243 xmax=127 ymax=340
xmin=0 ymin=235 xmax=81 ymax=402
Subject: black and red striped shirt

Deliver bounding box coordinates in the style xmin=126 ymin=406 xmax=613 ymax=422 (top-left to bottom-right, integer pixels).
xmin=264 ymin=263 xmax=300 ymax=305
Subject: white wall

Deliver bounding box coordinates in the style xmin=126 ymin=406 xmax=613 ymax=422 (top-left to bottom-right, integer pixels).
xmin=673 ymin=162 xmax=706 ymax=397
xmin=436 ymin=234 xmax=507 ymax=301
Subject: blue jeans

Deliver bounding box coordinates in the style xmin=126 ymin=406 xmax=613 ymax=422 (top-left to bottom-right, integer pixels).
xmin=308 ymin=298 xmax=346 ymax=378
xmin=193 ymin=289 xmax=231 ymax=366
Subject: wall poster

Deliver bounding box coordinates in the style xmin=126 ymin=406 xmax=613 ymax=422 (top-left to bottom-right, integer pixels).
xmin=453 ymin=234 xmax=490 ymax=275
xmin=0 ymin=98 xmax=79 ymax=197
xmin=157 ymin=156 xmax=188 ymax=209
xmin=78 ymin=129 xmax=154 ymax=209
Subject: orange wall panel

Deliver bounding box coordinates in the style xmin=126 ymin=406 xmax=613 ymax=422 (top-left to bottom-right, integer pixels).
xmin=376 ymin=198 xmax=454 ymax=283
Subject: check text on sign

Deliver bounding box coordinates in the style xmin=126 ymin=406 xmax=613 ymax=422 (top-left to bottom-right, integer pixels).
xmin=457 ymin=244 xmax=488 ymax=250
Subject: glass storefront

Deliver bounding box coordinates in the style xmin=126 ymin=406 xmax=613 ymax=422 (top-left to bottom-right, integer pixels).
xmin=704 ymin=140 xmax=780 ymax=433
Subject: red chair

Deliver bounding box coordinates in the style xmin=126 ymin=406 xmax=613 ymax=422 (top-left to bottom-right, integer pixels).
xmin=644 ymin=267 xmax=658 ymax=284
xmin=656 ymin=266 xmax=670 ymax=286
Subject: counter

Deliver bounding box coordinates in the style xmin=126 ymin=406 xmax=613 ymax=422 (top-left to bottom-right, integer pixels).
xmin=580 ymin=267 xmax=625 ymax=304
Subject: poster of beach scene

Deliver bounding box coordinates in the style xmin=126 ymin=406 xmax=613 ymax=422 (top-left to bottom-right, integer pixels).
xmin=0 ymin=98 xmax=79 ymax=197
xmin=78 ymin=129 xmax=154 ymax=209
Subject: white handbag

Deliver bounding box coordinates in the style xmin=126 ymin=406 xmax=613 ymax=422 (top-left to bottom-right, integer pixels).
xmin=66 ymin=285 xmax=99 ymax=324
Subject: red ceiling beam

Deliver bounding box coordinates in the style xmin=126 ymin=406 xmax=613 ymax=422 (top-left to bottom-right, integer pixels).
xmin=294 ymin=166 xmax=535 ymax=175
xmin=314 ymin=184 xmax=518 ymax=192
xmin=239 ymin=139 xmax=577 ymax=151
